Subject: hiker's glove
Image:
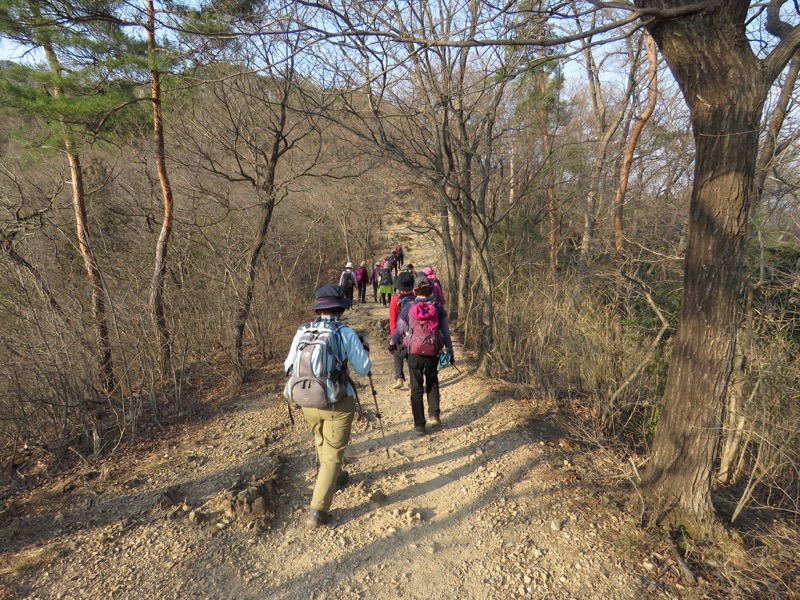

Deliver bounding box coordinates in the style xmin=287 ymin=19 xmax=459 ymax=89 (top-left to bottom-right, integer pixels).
xmin=388 ymin=343 xmax=397 ymax=354
xmin=450 ymin=357 xmax=456 ymax=365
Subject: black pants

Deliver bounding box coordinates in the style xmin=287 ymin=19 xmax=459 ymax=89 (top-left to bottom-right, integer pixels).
xmin=344 ymin=287 xmax=354 ymax=308
xmin=372 ymin=282 xmax=378 ymax=302
xmin=407 ymin=353 xmax=440 ymax=427
xmin=357 ymin=281 xmax=367 ymax=303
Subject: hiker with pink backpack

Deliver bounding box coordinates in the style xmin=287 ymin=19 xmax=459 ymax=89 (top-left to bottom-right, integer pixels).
xmin=388 ymin=274 xmax=454 ymax=436
xmin=354 ymin=261 xmax=369 ymax=303
xmin=421 ymin=265 xmax=446 ymax=307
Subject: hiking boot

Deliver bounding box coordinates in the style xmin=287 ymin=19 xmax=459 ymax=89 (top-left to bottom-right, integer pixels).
xmin=392 ymin=379 xmax=404 ymax=390
xmin=306 ymin=508 xmax=330 ymax=528
xmin=428 ymin=416 xmax=442 ymax=427
xmin=414 ymin=425 xmax=426 ymax=436
xmin=337 ymin=469 xmax=349 ymax=488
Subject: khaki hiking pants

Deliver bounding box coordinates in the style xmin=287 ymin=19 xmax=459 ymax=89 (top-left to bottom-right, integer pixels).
xmin=301 ymin=396 xmax=355 ymax=511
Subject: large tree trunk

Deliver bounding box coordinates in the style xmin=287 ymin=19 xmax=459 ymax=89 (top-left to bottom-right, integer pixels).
xmin=638 ymin=2 xmax=767 ymax=535
xmin=717 ymin=56 xmax=800 ymax=485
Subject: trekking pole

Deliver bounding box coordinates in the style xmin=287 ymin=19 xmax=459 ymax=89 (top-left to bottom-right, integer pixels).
xmin=285 ymin=392 xmax=295 ymax=426
xmin=351 ymin=382 xmax=366 ymax=420
xmin=367 ymin=372 xmax=390 ymax=458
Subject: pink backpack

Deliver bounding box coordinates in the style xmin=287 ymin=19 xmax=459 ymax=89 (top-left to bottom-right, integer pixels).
xmin=403 ymin=301 xmax=443 ymax=356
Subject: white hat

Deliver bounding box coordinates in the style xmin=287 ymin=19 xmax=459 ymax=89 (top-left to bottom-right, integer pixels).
xmin=345 ymin=261 xmax=354 ymax=269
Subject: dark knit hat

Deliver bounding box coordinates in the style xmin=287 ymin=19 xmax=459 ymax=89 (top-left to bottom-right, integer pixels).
xmin=413 ymin=274 xmax=433 ymax=293
xmin=394 ymin=272 xmax=414 ymax=292
xmin=312 ymin=284 xmax=349 ymax=311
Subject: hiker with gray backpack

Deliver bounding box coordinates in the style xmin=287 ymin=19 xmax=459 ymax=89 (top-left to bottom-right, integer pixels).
xmin=389 ymin=274 xmax=454 ymax=435
xmin=338 ymin=262 xmax=358 ymax=308
xmin=283 ymin=284 xmax=372 ymax=527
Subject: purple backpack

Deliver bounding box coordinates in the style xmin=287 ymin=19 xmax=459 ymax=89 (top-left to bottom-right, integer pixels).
xmin=403 ymin=301 xmax=443 ymax=356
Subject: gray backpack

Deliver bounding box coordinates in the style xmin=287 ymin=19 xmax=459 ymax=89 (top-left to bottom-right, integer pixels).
xmin=286 ymin=321 xmax=348 ymax=408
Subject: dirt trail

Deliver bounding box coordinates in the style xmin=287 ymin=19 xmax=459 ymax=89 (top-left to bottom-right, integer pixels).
xmin=0 ymin=223 xmax=682 ymax=600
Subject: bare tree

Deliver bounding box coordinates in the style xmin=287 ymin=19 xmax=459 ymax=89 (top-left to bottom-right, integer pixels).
xmin=576 ymin=17 xmax=642 ymax=279
xmin=0 ymin=1 xmax=120 ymax=394
xmin=146 ymin=0 xmax=176 ymax=374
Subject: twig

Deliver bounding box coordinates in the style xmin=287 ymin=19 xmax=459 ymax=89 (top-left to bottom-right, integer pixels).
xmin=670 ymin=543 xmax=697 ymax=585
xmin=610 ymin=273 xmax=671 ymax=405
xmin=69 ymin=446 xmax=92 ymax=468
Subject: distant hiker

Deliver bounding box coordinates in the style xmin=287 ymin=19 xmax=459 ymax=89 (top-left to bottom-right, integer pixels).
xmin=394 ymin=244 xmax=405 ymax=269
xmin=406 ymin=263 xmax=415 ymax=278
xmin=355 ymin=261 xmax=369 ymax=304
xmin=284 ymin=285 xmax=372 ymax=527
xmin=389 ymin=274 xmax=454 ymax=435
xmin=388 ymin=270 xmax=415 ymax=389
xmin=369 ymin=261 xmax=382 ymax=302
xmin=377 ymin=264 xmax=394 ymax=306
xmin=338 ymin=262 xmax=357 ymax=308
xmin=383 ymin=254 xmax=398 ymax=276
xmin=422 ymin=266 xmax=446 ymax=307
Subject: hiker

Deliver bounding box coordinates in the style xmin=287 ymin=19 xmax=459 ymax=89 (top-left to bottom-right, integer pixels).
xmin=394 ymin=244 xmax=405 ymax=269
xmin=406 ymin=263 xmax=415 ymax=278
xmin=394 ymin=264 xmax=411 ymax=291
xmin=389 ymin=274 xmax=454 ymax=435
xmin=355 ymin=261 xmax=369 ymax=303
xmin=377 ymin=263 xmax=394 ymax=306
xmin=383 ymin=254 xmax=398 ymax=276
xmin=388 ymin=270 xmax=415 ymax=389
xmin=338 ymin=262 xmax=358 ymax=308
xmin=284 ymin=284 xmax=372 ymax=527
xmin=369 ymin=261 xmax=382 ymax=302
xmin=421 ymin=266 xmax=446 ymax=307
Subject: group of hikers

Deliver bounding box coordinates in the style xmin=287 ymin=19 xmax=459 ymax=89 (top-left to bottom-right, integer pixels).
xmin=283 ymin=243 xmax=455 ymax=528
xmin=337 ymin=245 xmax=428 ymax=308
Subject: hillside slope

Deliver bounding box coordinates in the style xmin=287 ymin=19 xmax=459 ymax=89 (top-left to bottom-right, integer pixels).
xmin=0 ymin=228 xmax=685 ymax=600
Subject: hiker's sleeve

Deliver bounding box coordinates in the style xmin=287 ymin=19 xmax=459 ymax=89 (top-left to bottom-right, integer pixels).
xmin=434 ymin=283 xmax=446 ymax=306
xmin=341 ymin=327 xmax=372 ymax=376
xmin=284 ymin=328 xmax=303 ymax=374
xmin=388 ymin=297 xmax=398 ymax=335
xmin=391 ymin=306 xmax=409 ymax=346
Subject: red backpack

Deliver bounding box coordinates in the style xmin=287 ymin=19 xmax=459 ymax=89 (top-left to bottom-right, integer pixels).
xmin=403 ymin=301 xmax=443 ymax=356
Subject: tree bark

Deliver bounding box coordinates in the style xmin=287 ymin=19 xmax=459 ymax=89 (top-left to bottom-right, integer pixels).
xmin=613 ymin=32 xmax=658 ymax=260
xmin=637 ymin=1 xmax=770 ymax=535
xmin=43 ymin=43 xmax=116 ymax=395
xmin=438 ymin=200 xmax=459 ymax=321
xmin=147 ymin=0 xmax=175 ymax=373
xmin=233 ymin=196 xmax=275 ymax=381
xmin=547 ymin=175 xmax=558 ymax=280
xmin=576 ymin=27 xmax=637 ymax=278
